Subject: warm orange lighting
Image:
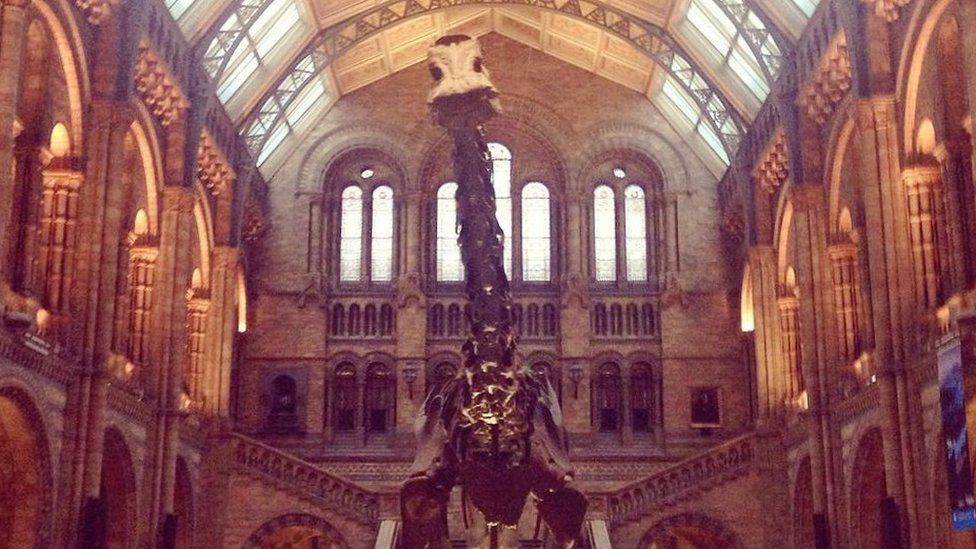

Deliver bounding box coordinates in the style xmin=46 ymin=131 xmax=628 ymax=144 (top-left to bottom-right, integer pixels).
xmin=35 ymin=308 xmax=50 ymax=334
xmin=49 ymin=123 xmax=70 ymax=158
xmin=740 ymin=263 xmax=755 ymax=333
xmin=236 ymin=270 xmax=247 ymax=333
xmin=133 ymin=209 xmax=149 ymax=235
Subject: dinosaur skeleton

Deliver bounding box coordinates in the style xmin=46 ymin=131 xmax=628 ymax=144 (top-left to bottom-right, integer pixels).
xmin=400 ymin=35 xmax=587 ymax=549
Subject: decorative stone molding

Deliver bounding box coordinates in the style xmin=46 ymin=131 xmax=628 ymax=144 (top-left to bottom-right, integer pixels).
xmin=241 ymin=198 xmax=268 ymax=244
xmin=197 ymin=131 xmax=235 ymax=197
xmin=753 ymin=131 xmax=789 ymax=194
xmin=863 ymin=0 xmax=911 ymax=22
xmin=797 ymin=34 xmax=852 ymax=126
xmin=134 ymin=41 xmax=188 ymax=128
xmin=603 ymin=434 xmax=756 ymax=524
xmin=74 ymin=0 xmax=121 ymax=24
xmin=229 ymin=433 xmax=380 ymax=526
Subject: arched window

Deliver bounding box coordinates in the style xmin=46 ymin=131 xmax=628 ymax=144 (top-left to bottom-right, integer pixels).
xmin=426 ymin=362 xmax=457 ymax=398
xmin=624 ymin=185 xmax=648 ymax=282
xmin=428 ymin=304 xmax=445 ymax=337
xmin=364 ymin=363 xmax=394 ymax=434
xmin=333 ymin=364 xmax=357 ymax=432
xmin=521 ymin=182 xmax=551 ymax=282
xmin=370 ymin=186 xmax=394 ymax=282
xmin=267 ymin=374 xmax=299 ymax=432
xmin=593 ymin=185 xmax=617 ymax=282
xmin=631 ymin=363 xmax=655 ymax=433
xmin=436 ymin=182 xmax=463 ymax=282
xmin=339 ymin=186 xmax=363 ymax=282
xmin=593 ymin=363 xmax=622 ymax=432
xmin=330 ymin=304 xmax=345 ymax=336
xmin=489 ymin=142 xmax=513 ymax=278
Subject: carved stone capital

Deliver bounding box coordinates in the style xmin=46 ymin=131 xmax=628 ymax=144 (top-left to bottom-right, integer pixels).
xmin=198 ymin=131 xmax=235 ymax=198
xmin=863 ymin=0 xmax=912 ymax=22
xmin=75 ymin=0 xmax=122 ymax=25
xmin=797 ymin=35 xmax=852 ymax=126
xmin=901 ymin=164 xmax=942 ymax=190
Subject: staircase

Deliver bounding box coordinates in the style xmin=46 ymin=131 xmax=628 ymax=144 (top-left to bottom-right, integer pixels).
xmin=227 ymin=432 xmax=380 ymax=526
xmin=598 ymin=433 xmax=757 ymax=525
xmin=227 ymin=432 xmax=758 ymax=547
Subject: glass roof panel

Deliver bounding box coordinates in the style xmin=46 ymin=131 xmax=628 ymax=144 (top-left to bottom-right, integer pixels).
xmin=164 ymin=0 xmax=197 ymax=20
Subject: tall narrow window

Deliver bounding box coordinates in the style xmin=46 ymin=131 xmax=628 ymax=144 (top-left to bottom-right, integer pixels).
xmin=371 ymin=186 xmax=394 ymax=282
xmin=339 ymin=186 xmax=363 ymax=282
xmin=631 ymin=363 xmax=654 ymax=433
xmin=437 ymin=182 xmax=463 ymax=282
xmin=489 ymin=143 xmax=513 ymax=278
xmin=365 ymin=363 xmax=394 ymax=434
xmin=521 ymin=182 xmax=551 ymax=282
xmin=593 ymin=363 xmax=622 ymax=432
xmin=334 ymin=364 xmax=357 ymax=432
xmin=624 ymin=185 xmax=648 ymax=282
xmin=594 ymin=185 xmax=617 ymax=282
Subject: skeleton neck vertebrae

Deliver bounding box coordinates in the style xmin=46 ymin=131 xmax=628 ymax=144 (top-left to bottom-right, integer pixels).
xmin=400 ymin=35 xmax=587 ymax=549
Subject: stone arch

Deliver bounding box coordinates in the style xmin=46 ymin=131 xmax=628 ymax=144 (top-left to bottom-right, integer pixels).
xmin=100 ymin=427 xmax=138 ymax=549
xmin=192 ymin=184 xmax=214 ymax=289
xmin=242 ymin=513 xmax=348 ymax=549
xmin=638 ymin=512 xmax=745 ymax=549
xmin=26 ymin=0 xmax=88 ymax=148
xmin=127 ymin=114 xmax=163 ymax=236
xmin=792 ymin=457 xmax=814 ymax=548
xmin=298 ymin=127 xmax=412 ymax=194
xmin=775 ymin=198 xmax=795 ymax=285
xmin=899 ymin=0 xmax=962 ymax=155
xmin=173 ymin=457 xmax=194 ymax=549
xmin=416 ymin=108 xmax=569 ymax=197
xmin=0 ymin=385 xmax=54 ymax=549
xmin=849 ymin=427 xmax=887 ymax=549
xmin=574 ymin=121 xmax=689 ymax=194
xmin=825 ymin=113 xmax=857 ymax=236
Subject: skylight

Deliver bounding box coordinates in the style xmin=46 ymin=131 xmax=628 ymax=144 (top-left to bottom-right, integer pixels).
xmin=683 ymin=0 xmax=775 ymax=100
xmin=164 ymin=0 xmax=196 ymax=20
xmin=660 ymin=77 xmax=730 ymax=164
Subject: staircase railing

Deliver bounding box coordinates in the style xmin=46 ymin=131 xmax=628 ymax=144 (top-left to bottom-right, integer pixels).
xmin=598 ymin=434 xmax=757 ymax=524
xmin=228 ymin=433 xmax=380 ymax=526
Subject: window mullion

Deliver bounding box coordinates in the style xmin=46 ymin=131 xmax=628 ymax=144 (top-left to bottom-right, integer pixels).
xmin=363 ymin=189 xmax=372 ymax=285
xmin=615 ymin=185 xmax=627 ymax=286
xmin=512 ymin=183 xmax=522 ymax=284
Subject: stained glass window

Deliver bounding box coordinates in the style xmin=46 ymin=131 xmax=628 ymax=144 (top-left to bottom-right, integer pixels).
xmin=624 ymin=185 xmax=648 ymax=282
xmin=339 ymin=186 xmax=363 ymax=282
xmin=370 ymin=186 xmax=394 ymax=282
xmin=594 ymin=185 xmax=617 ymax=282
xmin=437 ymin=182 xmax=463 ymax=282
xmin=521 ymin=182 xmax=551 ymax=282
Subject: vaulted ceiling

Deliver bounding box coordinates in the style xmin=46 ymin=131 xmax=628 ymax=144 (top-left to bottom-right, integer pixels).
xmin=165 ymin=0 xmax=820 ymax=176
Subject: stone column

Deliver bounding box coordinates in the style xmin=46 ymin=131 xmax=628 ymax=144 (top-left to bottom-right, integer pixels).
xmin=902 ymin=164 xmax=944 ymax=309
xmin=186 ymin=294 xmax=210 ymax=410
xmin=856 ymin=96 xmax=920 ymax=546
xmin=37 ymin=158 xmax=84 ymax=314
xmin=126 ymin=241 xmax=159 ymax=382
xmin=560 ymin=191 xmax=591 ymax=433
xmin=746 ymin=247 xmax=785 ymax=422
xmin=205 ymin=245 xmax=239 ymax=417
xmin=828 ymin=242 xmax=861 ymax=365
xmin=777 ymin=293 xmax=802 ymax=403
xmin=0 ymin=0 xmax=27 ymax=279
xmin=790 ymin=185 xmax=842 ymax=546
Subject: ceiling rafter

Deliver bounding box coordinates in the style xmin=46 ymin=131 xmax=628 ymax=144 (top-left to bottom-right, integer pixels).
xmin=237 ymin=0 xmax=751 ymax=162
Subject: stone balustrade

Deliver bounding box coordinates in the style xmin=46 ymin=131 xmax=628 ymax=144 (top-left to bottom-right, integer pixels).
xmin=228 ymin=433 xmax=381 ymax=526
xmin=600 ymin=434 xmax=756 ymax=524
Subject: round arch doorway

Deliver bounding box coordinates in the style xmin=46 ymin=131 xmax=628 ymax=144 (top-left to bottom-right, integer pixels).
xmin=0 ymin=388 xmax=51 ymax=549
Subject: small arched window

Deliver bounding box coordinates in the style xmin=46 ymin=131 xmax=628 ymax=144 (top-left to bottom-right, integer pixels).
xmin=631 ymin=363 xmax=655 ymax=433
xmin=365 ymin=363 xmax=395 ymax=434
xmin=333 ymin=364 xmax=357 ymax=432
xmin=593 ymin=363 xmax=622 ymax=432
xmin=593 ymin=185 xmax=617 ymax=282
xmin=339 ymin=186 xmax=364 ymax=282
xmin=521 ymin=182 xmax=551 ymax=282
xmin=370 ymin=186 xmax=395 ymax=282
xmin=436 ymin=182 xmax=463 ymax=282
